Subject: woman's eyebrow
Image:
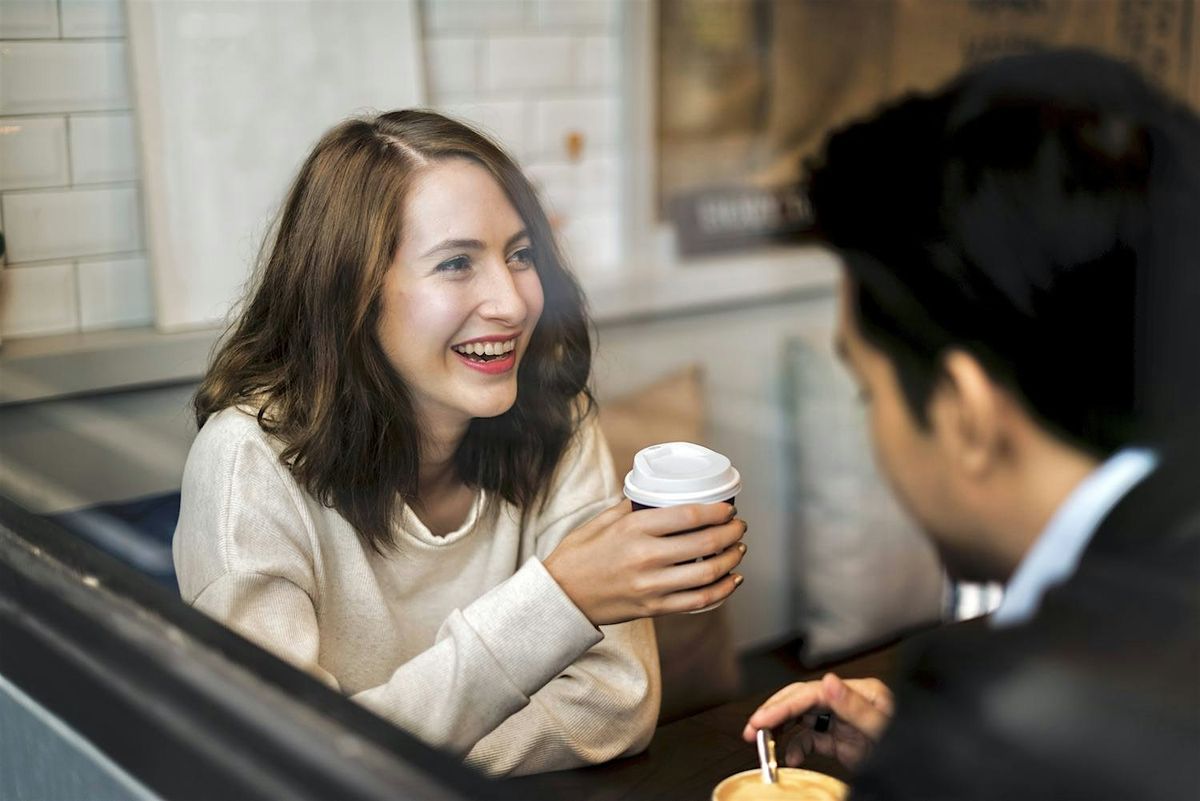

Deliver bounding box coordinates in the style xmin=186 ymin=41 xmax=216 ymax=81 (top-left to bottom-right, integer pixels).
xmin=504 ymin=230 xmax=530 ymax=250
xmin=421 ymin=230 xmax=530 ymax=259
xmin=421 ymin=238 xmax=485 ymax=258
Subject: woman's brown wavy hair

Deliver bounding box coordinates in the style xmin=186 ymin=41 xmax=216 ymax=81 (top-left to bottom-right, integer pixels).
xmin=194 ymin=110 xmax=594 ymax=552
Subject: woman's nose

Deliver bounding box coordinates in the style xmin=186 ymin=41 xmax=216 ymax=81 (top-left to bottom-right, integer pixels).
xmin=478 ymin=261 xmax=528 ymax=324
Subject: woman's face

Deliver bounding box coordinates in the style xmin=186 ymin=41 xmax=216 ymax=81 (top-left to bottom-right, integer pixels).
xmin=378 ymin=157 xmax=544 ymax=436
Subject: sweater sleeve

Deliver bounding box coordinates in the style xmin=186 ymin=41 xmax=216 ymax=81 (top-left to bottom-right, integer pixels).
xmin=463 ymin=416 xmax=662 ymax=777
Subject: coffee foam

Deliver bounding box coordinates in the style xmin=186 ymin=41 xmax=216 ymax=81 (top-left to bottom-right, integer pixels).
xmin=711 ymin=768 xmax=848 ymax=801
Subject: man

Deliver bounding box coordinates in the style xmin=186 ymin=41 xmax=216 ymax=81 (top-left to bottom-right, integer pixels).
xmin=744 ymin=50 xmax=1200 ymax=799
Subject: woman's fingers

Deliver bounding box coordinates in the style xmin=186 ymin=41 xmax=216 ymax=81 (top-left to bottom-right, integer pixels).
xmin=651 ymin=541 xmax=746 ymax=593
xmin=655 ymin=518 xmax=747 ymax=563
xmin=634 ymin=502 xmax=737 ymax=538
xmin=613 ymin=502 xmax=745 ymax=573
xmin=652 ymin=571 xmax=743 ymax=615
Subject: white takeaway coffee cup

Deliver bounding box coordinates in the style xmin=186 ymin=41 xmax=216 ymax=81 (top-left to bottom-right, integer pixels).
xmin=623 ymin=442 xmax=742 ymax=612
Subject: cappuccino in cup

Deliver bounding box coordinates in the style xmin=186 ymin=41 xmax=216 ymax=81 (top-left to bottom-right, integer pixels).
xmin=711 ymin=768 xmax=848 ymax=801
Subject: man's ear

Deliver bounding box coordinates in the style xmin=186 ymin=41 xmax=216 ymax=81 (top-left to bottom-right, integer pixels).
xmin=932 ymin=349 xmax=1006 ymax=477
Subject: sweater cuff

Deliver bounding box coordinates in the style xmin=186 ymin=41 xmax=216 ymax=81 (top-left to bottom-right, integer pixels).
xmin=461 ymin=557 xmax=602 ymax=698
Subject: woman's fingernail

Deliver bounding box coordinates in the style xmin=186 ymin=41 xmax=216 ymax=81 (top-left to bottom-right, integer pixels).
xmin=738 ymin=542 xmax=748 ymax=554
xmin=732 ymin=573 xmax=745 ymax=587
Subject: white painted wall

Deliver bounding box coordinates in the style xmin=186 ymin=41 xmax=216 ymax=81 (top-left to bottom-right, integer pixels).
xmin=127 ymin=0 xmax=425 ymax=331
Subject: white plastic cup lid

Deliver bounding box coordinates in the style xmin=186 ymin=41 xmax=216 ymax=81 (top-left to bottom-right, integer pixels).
xmin=623 ymin=442 xmax=742 ymax=507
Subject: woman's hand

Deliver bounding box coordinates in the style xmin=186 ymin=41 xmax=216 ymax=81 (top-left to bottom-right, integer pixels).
xmin=742 ymin=674 xmax=893 ymax=771
xmin=543 ymin=499 xmax=747 ymax=625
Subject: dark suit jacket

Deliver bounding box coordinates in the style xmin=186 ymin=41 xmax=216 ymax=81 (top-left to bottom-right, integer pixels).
xmin=852 ymin=443 xmax=1200 ymax=800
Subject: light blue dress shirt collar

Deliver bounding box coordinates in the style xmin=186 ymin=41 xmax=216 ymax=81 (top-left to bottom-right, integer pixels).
xmin=990 ymin=447 xmax=1158 ymax=628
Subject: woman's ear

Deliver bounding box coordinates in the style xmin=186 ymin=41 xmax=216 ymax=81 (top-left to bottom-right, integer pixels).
xmin=931 ymin=349 xmax=1006 ymax=478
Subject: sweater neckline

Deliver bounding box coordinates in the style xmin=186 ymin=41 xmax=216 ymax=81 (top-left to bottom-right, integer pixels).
xmin=399 ymin=490 xmax=486 ymax=547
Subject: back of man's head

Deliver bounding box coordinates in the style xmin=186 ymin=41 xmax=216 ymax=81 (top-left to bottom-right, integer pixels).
xmin=809 ymin=49 xmax=1200 ymax=456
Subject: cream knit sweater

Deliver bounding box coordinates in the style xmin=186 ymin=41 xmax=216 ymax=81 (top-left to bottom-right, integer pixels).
xmin=173 ymin=407 xmax=660 ymax=776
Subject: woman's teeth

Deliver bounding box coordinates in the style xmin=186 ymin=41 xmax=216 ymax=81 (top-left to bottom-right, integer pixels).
xmin=452 ymin=339 xmax=517 ymax=360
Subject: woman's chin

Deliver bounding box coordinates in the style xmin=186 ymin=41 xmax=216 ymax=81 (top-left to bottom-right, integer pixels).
xmin=468 ymin=395 xmax=518 ymax=420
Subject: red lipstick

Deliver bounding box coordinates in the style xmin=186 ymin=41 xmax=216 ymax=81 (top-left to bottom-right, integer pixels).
xmin=454 ymin=350 xmax=516 ymax=374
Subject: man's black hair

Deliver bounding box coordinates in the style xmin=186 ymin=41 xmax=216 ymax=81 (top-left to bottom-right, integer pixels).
xmin=808 ymin=49 xmax=1200 ymax=456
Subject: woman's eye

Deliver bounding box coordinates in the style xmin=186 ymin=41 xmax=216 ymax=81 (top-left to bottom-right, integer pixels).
xmin=508 ymin=247 xmax=536 ymax=269
xmin=436 ymin=255 xmax=471 ymax=273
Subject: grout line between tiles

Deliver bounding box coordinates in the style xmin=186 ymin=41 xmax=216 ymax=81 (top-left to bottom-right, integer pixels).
xmin=73 ymin=258 xmax=84 ymax=333
xmin=65 ymin=115 xmax=75 ymax=185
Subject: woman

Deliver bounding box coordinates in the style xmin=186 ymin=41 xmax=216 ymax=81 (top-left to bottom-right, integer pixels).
xmin=173 ymin=110 xmax=747 ymax=776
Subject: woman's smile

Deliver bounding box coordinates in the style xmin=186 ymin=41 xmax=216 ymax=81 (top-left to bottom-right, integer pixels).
xmin=450 ymin=334 xmax=521 ymax=374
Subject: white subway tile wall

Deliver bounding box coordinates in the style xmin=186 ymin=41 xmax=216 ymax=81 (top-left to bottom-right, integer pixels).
xmin=76 ymin=255 xmax=153 ymax=331
xmin=423 ymin=0 xmax=527 ymax=32
xmin=69 ymin=112 xmax=137 ymax=184
xmin=533 ymin=96 xmax=617 ymax=156
xmin=59 ymin=0 xmax=125 ymax=39
xmin=2 ymin=186 xmax=141 ymax=262
xmin=483 ymin=35 xmax=576 ymax=92
xmin=0 ymin=0 xmax=59 ymax=40
xmin=440 ymin=99 xmax=532 ymax=157
xmin=422 ymin=0 xmax=624 ymax=275
xmin=576 ymin=154 xmax=619 ymax=210
xmin=0 ymin=262 xmax=77 ymax=337
xmin=0 ymin=0 xmax=147 ymax=339
xmin=0 ymin=41 xmax=130 ymax=114
xmin=0 ymin=116 xmax=69 ymax=190
xmin=533 ymin=0 xmax=619 ymax=31
xmin=425 ymin=38 xmax=480 ymax=97
xmin=524 ymin=154 xmax=618 ymax=217
xmin=524 ymin=161 xmax=579 ymax=213
xmin=561 ymin=212 xmax=621 ymax=279
xmin=577 ymin=36 xmax=619 ymax=88
xmin=0 ymin=0 xmax=625 ymax=338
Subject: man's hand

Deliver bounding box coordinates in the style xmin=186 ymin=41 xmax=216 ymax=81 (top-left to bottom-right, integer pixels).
xmin=742 ymin=673 xmax=893 ymax=770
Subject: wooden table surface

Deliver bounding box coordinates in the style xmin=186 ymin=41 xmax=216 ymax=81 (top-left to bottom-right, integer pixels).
xmin=505 ymin=641 xmax=900 ymax=801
